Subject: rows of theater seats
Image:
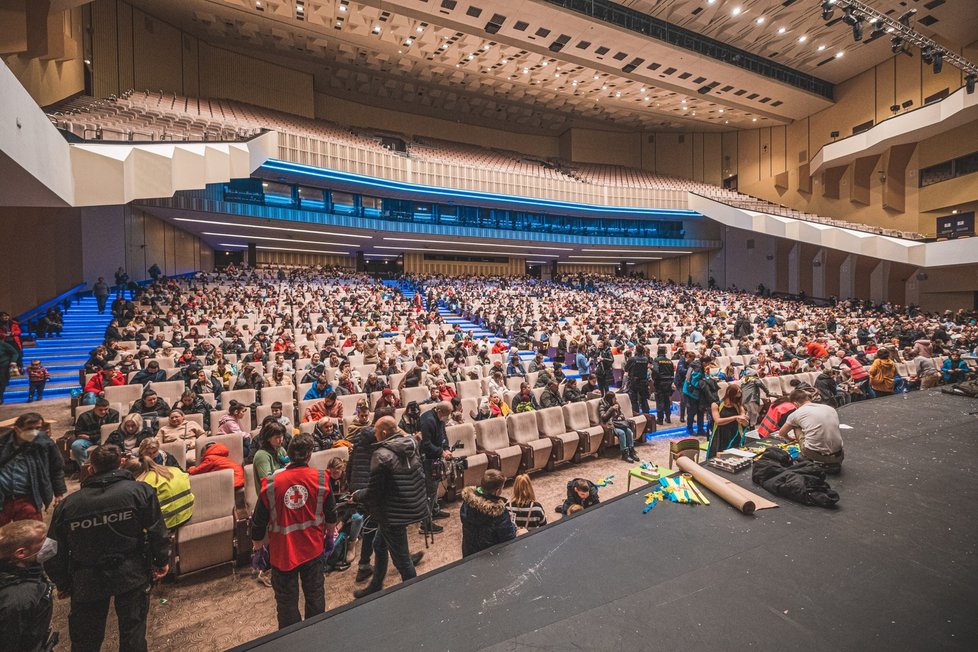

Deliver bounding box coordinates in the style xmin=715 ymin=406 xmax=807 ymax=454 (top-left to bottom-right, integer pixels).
xmin=45 ymin=90 xmax=923 ymax=239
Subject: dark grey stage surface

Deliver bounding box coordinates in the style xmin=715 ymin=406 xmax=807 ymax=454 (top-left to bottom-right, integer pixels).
xmin=237 ymin=391 xmax=978 ymax=651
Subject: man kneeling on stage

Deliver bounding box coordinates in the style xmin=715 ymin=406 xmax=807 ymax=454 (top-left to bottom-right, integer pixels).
xmin=778 ymin=389 xmax=845 ymax=475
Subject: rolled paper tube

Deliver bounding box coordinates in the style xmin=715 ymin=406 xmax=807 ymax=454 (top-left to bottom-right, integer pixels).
xmin=676 ymin=457 xmax=777 ymax=514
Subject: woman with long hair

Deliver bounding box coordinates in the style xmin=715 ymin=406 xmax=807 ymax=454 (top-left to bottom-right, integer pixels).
xmin=507 ymin=474 xmax=547 ymax=530
xmin=251 ymin=421 xmax=288 ymax=494
xmin=127 ymin=444 xmax=194 ymax=530
xmin=707 ymin=384 xmax=748 ymax=459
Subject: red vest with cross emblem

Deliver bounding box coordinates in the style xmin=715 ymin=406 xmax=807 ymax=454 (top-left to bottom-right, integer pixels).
xmin=261 ymin=465 xmax=330 ymax=571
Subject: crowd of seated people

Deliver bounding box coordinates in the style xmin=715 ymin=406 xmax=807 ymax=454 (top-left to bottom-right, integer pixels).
xmin=57 ymin=265 xmax=977 ymax=480
xmin=2 ymin=262 xmax=978 ymax=648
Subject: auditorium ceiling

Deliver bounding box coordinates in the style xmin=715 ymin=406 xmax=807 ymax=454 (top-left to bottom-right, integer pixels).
xmin=129 ymin=0 xmax=977 ymax=132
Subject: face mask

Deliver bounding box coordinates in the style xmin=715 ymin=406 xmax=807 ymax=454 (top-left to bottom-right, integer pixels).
xmin=36 ymin=537 xmax=58 ymax=563
xmin=19 ymin=429 xmax=41 ymax=443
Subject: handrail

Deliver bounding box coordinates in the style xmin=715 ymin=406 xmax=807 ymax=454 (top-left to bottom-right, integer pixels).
xmin=16 ymin=282 xmax=89 ymax=335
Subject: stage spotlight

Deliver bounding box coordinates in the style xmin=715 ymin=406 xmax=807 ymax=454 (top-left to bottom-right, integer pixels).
xmin=869 ymin=21 xmax=885 ymax=40
xmin=967 ymin=74 xmax=976 ymax=95
xmin=932 ymin=50 xmax=943 ymax=74
xmin=890 ymin=36 xmax=903 ymax=53
xmin=852 ymin=20 xmax=863 ymax=42
xmin=901 ymin=100 xmax=913 ymax=109
xmin=821 ymin=0 xmax=834 ymax=21
xmin=921 ymin=46 xmax=933 ymax=65
xmin=841 ymin=7 xmax=857 ymax=26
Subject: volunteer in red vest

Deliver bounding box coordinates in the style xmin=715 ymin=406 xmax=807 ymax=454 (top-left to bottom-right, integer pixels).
xmin=840 ymin=351 xmax=873 ymax=399
xmin=756 ymin=398 xmax=797 ymax=438
xmin=250 ymin=434 xmax=337 ymax=630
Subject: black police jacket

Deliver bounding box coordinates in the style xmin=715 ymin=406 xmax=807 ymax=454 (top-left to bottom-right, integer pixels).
xmin=46 ymin=469 xmax=170 ymax=602
xmin=0 ymin=562 xmax=53 ymax=652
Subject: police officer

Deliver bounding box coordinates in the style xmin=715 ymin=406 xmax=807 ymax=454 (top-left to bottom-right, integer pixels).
xmin=651 ymin=346 xmax=676 ymax=425
xmin=250 ymin=434 xmax=337 ymax=630
xmin=46 ymin=444 xmax=169 ymax=652
xmin=625 ymin=345 xmax=651 ymax=417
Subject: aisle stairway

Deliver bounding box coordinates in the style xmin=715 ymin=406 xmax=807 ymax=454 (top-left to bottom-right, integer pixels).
xmin=5 ymin=297 xmax=110 ymax=403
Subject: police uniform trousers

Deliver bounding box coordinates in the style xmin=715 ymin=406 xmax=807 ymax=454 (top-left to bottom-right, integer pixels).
xmin=69 ymin=584 xmax=150 ymax=652
xmin=271 ymin=556 xmax=325 ymax=630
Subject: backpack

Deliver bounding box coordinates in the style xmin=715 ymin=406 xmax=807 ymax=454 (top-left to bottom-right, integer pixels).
xmin=941 ymin=380 xmax=978 ymax=398
xmin=699 ymin=376 xmax=720 ymax=405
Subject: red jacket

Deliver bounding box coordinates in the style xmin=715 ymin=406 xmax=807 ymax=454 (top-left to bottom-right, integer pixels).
xmin=259 ymin=465 xmax=333 ymax=571
xmin=188 ymin=442 xmax=245 ymax=488
xmin=83 ymin=371 xmax=126 ymax=394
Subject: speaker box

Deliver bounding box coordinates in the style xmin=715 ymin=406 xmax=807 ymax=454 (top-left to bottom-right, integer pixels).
xmin=356 ymin=251 xmax=366 ymax=272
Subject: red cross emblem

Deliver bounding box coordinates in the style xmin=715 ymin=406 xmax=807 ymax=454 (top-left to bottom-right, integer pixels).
xmin=283 ymin=484 xmax=309 ymax=510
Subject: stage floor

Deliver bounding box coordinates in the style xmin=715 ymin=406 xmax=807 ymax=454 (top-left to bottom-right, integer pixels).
xmin=237 ymin=390 xmax=978 ymax=651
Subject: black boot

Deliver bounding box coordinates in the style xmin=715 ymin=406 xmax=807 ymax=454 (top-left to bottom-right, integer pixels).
xmin=620 ymin=450 xmax=631 ymax=462
xmin=355 ymin=565 xmax=373 ymax=583
xmin=628 ymin=447 xmax=640 ymax=462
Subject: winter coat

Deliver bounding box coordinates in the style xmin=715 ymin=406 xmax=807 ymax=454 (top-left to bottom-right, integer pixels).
xmin=0 ymin=429 xmax=66 ymax=512
xmin=188 ymin=442 xmax=245 ymax=489
xmin=558 ymin=478 xmax=600 ymax=514
xmin=46 ymin=469 xmax=169 ymax=602
xmin=0 ymin=562 xmax=53 ymax=652
xmin=460 ymin=486 xmax=516 ymax=558
xmin=346 ymin=427 xmax=375 ymax=492
xmin=751 ymin=448 xmax=840 ymax=508
xmin=360 ymin=435 xmax=428 ymax=527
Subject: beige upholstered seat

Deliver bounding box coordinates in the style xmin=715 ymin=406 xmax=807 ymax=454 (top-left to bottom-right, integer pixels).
xmin=446 ymin=423 xmax=489 ymax=487
xmin=473 ymin=419 xmax=523 ymax=479
xmin=506 ymin=411 xmax=552 ymax=472
xmin=535 ymin=407 xmax=580 ymax=466
xmin=175 ymin=468 xmax=235 ymax=575
xmin=562 ymin=402 xmax=604 ymax=459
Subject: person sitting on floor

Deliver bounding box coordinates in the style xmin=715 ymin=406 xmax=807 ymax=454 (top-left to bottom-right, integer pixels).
xmin=777 ymin=389 xmax=845 ymax=475
xmin=460 ymin=470 xmax=518 ymax=558
xmin=556 ymin=478 xmax=599 ymax=515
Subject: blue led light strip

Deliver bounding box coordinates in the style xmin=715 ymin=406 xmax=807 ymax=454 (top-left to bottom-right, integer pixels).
xmin=260 ymin=160 xmax=701 ymax=219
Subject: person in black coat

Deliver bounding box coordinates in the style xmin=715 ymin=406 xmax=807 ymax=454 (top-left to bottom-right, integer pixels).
xmin=46 ymin=444 xmax=169 ymax=651
xmin=130 ymin=361 xmax=166 ymax=386
xmin=0 ymin=519 xmax=55 ymax=652
xmin=346 ymin=420 xmax=378 ymax=583
xmin=556 ymin=478 xmax=600 ymax=515
xmin=351 ymin=417 xmax=428 ymax=599
xmin=460 ymin=470 xmax=517 ymax=558
xmin=0 ymin=414 xmax=66 ymax=525
xmin=419 ymin=403 xmax=452 ymax=533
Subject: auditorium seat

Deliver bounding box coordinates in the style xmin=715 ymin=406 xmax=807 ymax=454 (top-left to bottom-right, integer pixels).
xmin=309 ymin=447 xmax=349 ymax=471
xmin=535 ymin=407 xmax=581 ymax=467
xmin=160 ymin=441 xmax=188 ymax=470
xmin=562 ymin=402 xmax=604 ymax=459
xmin=445 ymin=423 xmax=489 ymax=488
xmin=400 ymin=386 xmax=429 ymax=405
xmin=104 ymin=384 xmax=143 ymax=405
xmin=614 ymin=394 xmax=648 ymax=439
xmin=175 ymin=468 xmax=236 ymax=576
xmin=455 ymin=379 xmax=483 ymax=400
xmin=197 ymin=434 xmax=245 ymax=465
xmin=261 ymin=385 xmax=293 ymax=406
xmin=507 ymin=411 xmax=552 ymax=473
xmin=242 ymin=464 xmax=259 ymax=516
xmin=255 ymin=402 xmax=294 ymax=427
xmin=222 ymin=389 xmax=257 ymax=407
xmin=473 ymin=419 xmax=523 ymax=479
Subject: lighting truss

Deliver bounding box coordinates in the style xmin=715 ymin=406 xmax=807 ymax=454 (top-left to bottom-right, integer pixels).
xmin=827 ymin=1 xmax=978 ymax=77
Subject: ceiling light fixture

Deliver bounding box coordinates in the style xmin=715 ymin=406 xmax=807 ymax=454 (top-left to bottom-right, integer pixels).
xmin=374 ymin=246 xmax=560 ymax=257
xmin=756 ymin=17 xmax=765 ymax=25
xmin=731 ymin=7 xmax=742 ymax=17
xmin=778 ymin=27 xmax=786 ymax=34
xmin=204 ymin=233 xmax=358 ymax=250
xmin=172 ymin=217 xmax=371 ymax=238
xmin=381 ymin=237 xmax=573 ymax=251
